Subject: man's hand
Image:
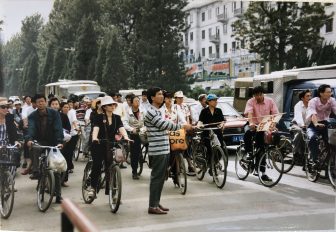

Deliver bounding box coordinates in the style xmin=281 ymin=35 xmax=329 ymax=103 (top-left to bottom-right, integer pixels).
xmin=27 ymin=140 xmax=33 ymax=148
xmin=183 ymin=124 xmax=193 ymax=131
xmin=132 ymin=128 xmax=137 ymax=134
xmin=14 ymin=141 xmax=21 ymax=148
xmin=314 ymin=122 xmax=325 ymax=128
xmin=249 ymin=123 xmax=256 ymax=131
xmin=57 ymin=144 xmax=64 ymax=149
xmin=218 ymin=122 xmax=225 ymax=130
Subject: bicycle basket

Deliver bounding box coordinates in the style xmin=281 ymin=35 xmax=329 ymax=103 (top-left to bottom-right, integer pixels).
xmin=328 ymin=128 xmax=336 ymax=146
xmin=0 ymin=147 xmax=20 ymax=166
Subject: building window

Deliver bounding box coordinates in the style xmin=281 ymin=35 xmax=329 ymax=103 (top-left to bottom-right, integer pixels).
xmin=208 ymin=9 xmax=212 ymax=20
xmin=202 ymin=30 xmax=205 ymax=39
xmin=202 ymin=12 xmax=205 ymax=21
xmin=223 ymin=24 xmax=227 ymax=34
xmin=232 ymin=41 xmax=236 ymax=51
xmin=241 ymin=39 xmax=245 ymax=49
xmin=325 ymin=3 xmax=333 ymax=7
xmin=326 ymin=18 xmax=333 ymax=33
xmin=224 ymin=43 xmax=228 ymax=53
xmin=190 ymin=32 xmax=193 ymax=41
xmin=209 ymin=46 xmax=213 ymax=55
xmin=216 ymin=7 xmax=220 ymax=15
xmin=190 ymin=49 xmax=193 ymax=55
xmin=208 ymin=28 xmax=212 ymax=37
xmin=202 ymin=48 xmax=205 ymax=57
xmin=190 ymin=13 xmax=193 ymax=23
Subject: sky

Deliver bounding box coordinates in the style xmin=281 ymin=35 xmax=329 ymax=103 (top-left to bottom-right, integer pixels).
xmin=0 ymin=0 xmax=54 ymax=43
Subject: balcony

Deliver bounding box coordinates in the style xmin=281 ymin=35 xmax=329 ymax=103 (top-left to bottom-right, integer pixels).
xmin=234 ymin=8 xmax=243 ymax=17
xmin=209 ymin=53 xmax=220 ymax=59
xmin=209 ymin=34 xmax=220 ymax=44
xmin=217 ymin=13 xmax=229 ymax=23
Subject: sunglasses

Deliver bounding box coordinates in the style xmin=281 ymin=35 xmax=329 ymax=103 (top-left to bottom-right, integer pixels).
xmin=0 ymin=105 xmax=8 ymax=109
xmin=105 ymin=104 xmax=115 ymax=107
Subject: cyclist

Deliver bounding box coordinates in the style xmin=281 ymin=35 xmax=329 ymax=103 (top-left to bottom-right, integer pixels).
xmin=291 ymin=90 xmax=311 ymax=166
xmin=243 ymin=86 xmax=279 ymax=181
xmin=306 ymin=84 xmax=336 ymax=167
xmin=0 ymin=99 xmax=20 ymax=149
xmin=197 ymin=94 xmax=225 ymax=175
xmin=25 ymin=94 xmax=64 ymax=203
xmin=88 ymin=96 xmax=130 ymax=199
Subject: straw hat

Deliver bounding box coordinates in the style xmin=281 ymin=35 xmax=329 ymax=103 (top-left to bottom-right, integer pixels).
xmin=100 ymin=96 xmax=118 ymax=106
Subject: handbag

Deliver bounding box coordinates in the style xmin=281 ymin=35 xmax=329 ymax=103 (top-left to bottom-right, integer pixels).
xmin=169 ymin=128 xmax=188 ymax=151
xmin=169 ymin=106 xmax=187 ymax=151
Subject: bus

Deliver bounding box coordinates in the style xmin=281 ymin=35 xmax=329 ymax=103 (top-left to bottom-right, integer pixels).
xmin=45 ymin=80 xmax=106 ymax=100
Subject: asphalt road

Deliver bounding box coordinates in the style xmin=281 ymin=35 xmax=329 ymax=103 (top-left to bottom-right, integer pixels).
xmin=1 ymin=154 xmax=335 ymax=232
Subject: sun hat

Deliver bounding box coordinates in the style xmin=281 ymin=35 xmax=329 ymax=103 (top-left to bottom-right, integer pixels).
xmin=174 ymin=91 xmax=184 ymax=98
xmin=100 ymin=96 xmax=118 ymax=106
xmin=0 ymin=99 xmax=9 ymax=106
xmin=206 ymin=94 xmax=218 ymax=101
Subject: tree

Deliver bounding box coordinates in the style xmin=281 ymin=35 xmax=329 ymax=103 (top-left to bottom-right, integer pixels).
xmin=102 ymin=30 xmax=129 ymax=93
xmin=232 ymin=2 xmax=332 ymax=71
xmin=0 ymin=19 xmax=3 ymax=95
xmin=21 ymin=53 xmax=39 ymax=95
xmin=73 ymin=16 xmax=98 ymax=80
xmin=94 ymin=40 xmax=107 ymax=85
xmin=37 ymin=44 xmax=54 ymax=92
xmin=51 ymin=47 xmax=67 ymax=82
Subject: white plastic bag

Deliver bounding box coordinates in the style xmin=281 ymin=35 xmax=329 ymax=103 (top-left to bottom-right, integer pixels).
xmin=63 ymin=129 xmax=71 ymax=142
xmin=48 ymin=148 xmax=67 ymax=173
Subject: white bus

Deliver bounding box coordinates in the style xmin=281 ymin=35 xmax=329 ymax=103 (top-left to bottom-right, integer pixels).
xmin=45 ymin=80 xmax=106 ymax=100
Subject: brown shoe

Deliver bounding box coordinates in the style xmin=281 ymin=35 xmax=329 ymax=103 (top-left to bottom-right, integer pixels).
xmin=148 ymin=207 xmax=167 ymax=215
xmin=158 ymin=204 xmax=169 ymax=211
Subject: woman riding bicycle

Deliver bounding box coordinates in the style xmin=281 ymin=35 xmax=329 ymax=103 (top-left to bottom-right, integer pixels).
xmin=0 ymin=99 xmax=20 ymax=151
xmin=88 ymin=96 xmax=130 ymax=199
xmin=197 ymin=94 xmax=225 ymax=175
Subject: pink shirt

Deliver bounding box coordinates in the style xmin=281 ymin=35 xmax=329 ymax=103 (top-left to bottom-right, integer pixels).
xmin=307 ymin=97 xmax=336 ymax=122
xmin=244 ymin=96 xmax=279 ymax=124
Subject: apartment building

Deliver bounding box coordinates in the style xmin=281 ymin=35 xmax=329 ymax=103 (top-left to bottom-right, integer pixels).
xmin=183 ymin=0 xmax=336 ymax=79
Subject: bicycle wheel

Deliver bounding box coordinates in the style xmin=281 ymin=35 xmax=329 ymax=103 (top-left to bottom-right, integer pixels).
xmin=82 ymin=161 xmax=95 ymax=204
xmin=211 ymin=146 xmax=227 ymax=189
xmin=327 ymin=151 xmax=336 ymax=189
xmin=304 ymin=151 xmax=318 ymax=182
xmin=235 ymin=145 xmax=250 ymax=180
xmin=0 ymin=170 xmax=15 ymax=219
xmin=37 ymin=170 xmax=55 ymax=212
xmin=192 ymin=144 xmax=207 ymax=180
xmin=123 ymin=144 xmax=131 ymax=165
xmin=109 ymin=166 xmax=122 ymax=213
xmin=258 ymin=148 xmax=284 ymax=187
xmin=176 ymin=154 xmax=187 ymax=195
xmin=278 ymin=138 xmax=295 ymax=173
xmin=74 ymin=137 xmax=82 ymax=161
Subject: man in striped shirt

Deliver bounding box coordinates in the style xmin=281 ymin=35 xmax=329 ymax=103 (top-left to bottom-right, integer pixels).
xmin=145 ymin=87 xmax=192 ymax=215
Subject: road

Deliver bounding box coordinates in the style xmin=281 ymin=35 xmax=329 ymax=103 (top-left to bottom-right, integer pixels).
xmin=1 ymin=155 xmax=335 ymax=232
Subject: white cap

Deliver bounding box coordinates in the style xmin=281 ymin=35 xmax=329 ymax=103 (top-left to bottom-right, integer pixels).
xmin=14 ymin=100 xmax=22 ymax=105
xmin=174 ymin=91 xmax=184 ymax=98
xmin=100 ymin=96 xmax=118 ymax=106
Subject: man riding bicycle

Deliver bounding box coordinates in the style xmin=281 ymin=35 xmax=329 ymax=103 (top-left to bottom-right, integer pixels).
xmin=306 ymin=84 xmax=336 ymax=167
xmin=243 ymin=86 xmax=279 ymax=181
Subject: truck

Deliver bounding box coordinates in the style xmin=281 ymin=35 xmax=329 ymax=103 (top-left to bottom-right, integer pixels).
xmin=45 ymin=80 xmax=106 ymax=100
xmin=233 ymin=64 xmax=336 ymax=128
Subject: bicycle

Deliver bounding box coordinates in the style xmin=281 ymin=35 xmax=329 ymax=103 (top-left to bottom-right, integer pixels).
xmin=32 ymin=142 xmax=61 ymax=212
xmin=191 ymin=127 xmax=228 ymax=189
xmin=166 ymin=151 xmax=187 ymax=195
xmin=0 ymin=144 xmax=20 ymax=219
xmin=304 ymin=124 xmax=336 ymax=189
xmin=136 ymin=143 xmax=151 ymax=176
xmin=74 ymin=121 xmax=85 ymax=161
xmin=235 ymin=132 xmax=284 ymax=187
xmin=82 ymin=140 xmax=128 ymax=213
xmin=276 ymin=131 xmax=295 ymax=173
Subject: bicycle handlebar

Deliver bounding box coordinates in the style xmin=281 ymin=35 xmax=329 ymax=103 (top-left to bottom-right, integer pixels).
xmin=31 ymin=141 xmax=62 ymax=149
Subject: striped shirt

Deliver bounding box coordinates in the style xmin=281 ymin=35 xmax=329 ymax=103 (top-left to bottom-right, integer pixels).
xmin=144 ymin=105 xmax=182 ymax=156
xmin=0 ymin=124 xmax=8 ymax=145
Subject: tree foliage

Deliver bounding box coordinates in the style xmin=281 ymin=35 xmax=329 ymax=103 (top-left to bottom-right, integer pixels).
xmin=232 ymin=2 xmax=332 ymax=71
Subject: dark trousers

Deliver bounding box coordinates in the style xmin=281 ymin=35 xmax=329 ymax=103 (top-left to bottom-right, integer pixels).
xmin=243 ymin=125 xmax=266 ymax=172
xmin=130 ymin=134 xmax=141 ymax=175
xmin=90 ymin=143 xmax=110 ymax=194
xmin=149 ymin=154 xmax=169 ymax=208
xmin=61 ymin=135 xmax=78 ymax=182
xmin=307 ymin=121 xmax=328 ymax=162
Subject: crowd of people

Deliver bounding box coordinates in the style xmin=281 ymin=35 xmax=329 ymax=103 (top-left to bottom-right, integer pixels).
xmin=0 ymin=83 xmax=335 ymax=215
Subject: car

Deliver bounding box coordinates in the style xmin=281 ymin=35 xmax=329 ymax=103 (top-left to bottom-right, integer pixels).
xmin=188 ymin=99 xmax=246 ymax=149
